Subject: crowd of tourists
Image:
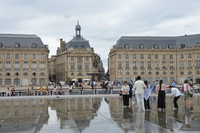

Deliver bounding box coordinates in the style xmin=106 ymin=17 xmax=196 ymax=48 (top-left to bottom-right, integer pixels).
xmin=120 ymin=76 xmax=198 ymax=112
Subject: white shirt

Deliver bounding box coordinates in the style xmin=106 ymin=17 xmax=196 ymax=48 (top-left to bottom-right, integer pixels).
xmin=171 ymin=87 xmax=181 ymax=97
xmin=134 ymin=80 xmax=145 ymax=94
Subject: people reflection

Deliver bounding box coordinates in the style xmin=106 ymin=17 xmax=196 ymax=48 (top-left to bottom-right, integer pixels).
xmin=135 ymin=111 xmax=145 ymax=132
xmin=157 ymin=110 xmax=167 ymax=132
xmin=122 ymin=107 xmax=133 ymax=132
xmin=184 ymin=103 xmax=194 ymax=128
xmin=144 ymin=111 xmax=152 ymax=132
xmin=121 ymin=81 xmax=130 ymax=107
xmin=170 ymin=109 xmax=182 ymax=131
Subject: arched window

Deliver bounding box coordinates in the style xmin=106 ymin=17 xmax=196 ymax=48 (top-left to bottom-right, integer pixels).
xmin=6 ymin=73 xmax=10 ymax=76
xmin=155 ymin=54 xmax=158 ymax=59
xmin=188 ymin=71 xmax=192 ymax=75
xmin=156 ymin=72 xmax=159 ymax=75
xmin=153 ymin=44 xmax=159 ymax=49
xmin=124 ymin=44 xmax=130 ymax=49
xmin=15 ymin=73 xmax=19 ymax=76
xmin=126 ymin=54 xmax=129 ymax=59
xmin=180 ymin=54 xmax=184 ymax=59
xmin=148 ymin=72 xmax=152 ymax=75
xmin=170 ymin=54 xmax=173 ymax=59
xmin=81 ymin=45 xmax=86 ymax=49
xmin=71 ymin=73 xmax=74 ymax=76
xmin=15 ymin=43 xmax=20 ymax=48
xmin=73 ymin=45 xmax=78 ymax=49
xmin=126 ymin=72 xmax=130 ymax=75
xmin=40 ymin=73 xmax=45 ymax=76
xmin=180 ymin=71 xmax=184 ymax=75
xmin=134 ymin=72 xmax=137 ymax=75
xmin=196 ymin=42 xmax=200 ymax=47
xmin=32 ymin=72 xmax=36 ymax=76
xmin=0 ymin=42 xmax=3 ymax=48
xmin=139 ymin=44 xmax=144 ymax=49
xmin=31 ymin=43 xmax=37 ymax=48
xmin=140 ymin=54 xmax=144 ymax=59
xmin=181 ymin=44 xmax=186 ymax=48
xmin=141 ymin=72 xmax=144 ymax=75
xmin=168 ymin=44 xmax=173 ymax=49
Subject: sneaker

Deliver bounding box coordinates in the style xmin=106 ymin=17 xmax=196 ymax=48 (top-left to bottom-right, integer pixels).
xmin=172 ymin=107 xmax=178 ymax=110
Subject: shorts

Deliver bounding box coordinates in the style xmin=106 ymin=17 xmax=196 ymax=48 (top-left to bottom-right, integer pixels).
xmin=184 ymin=91 xmax=190 ymax=100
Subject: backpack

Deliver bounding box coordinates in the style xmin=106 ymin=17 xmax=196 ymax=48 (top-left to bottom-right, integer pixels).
xmin=181 ymin=85 xmax=184 ymax=91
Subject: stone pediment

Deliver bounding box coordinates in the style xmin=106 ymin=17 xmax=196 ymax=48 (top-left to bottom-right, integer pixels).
xmin=69 ymin=48 xmax=92 ymax=54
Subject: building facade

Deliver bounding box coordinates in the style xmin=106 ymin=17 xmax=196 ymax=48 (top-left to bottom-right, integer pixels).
xmin=49 ymin=22 xmax=104 ymax=82
xmin=108 ymin=34 xmax=200 ymax=84
xmin=0 ymin=34 xmax=49 ymax=87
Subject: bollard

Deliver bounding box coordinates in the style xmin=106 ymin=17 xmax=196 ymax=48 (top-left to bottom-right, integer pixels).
xmin=19 ymin=91 xmax=21 ymax=96
xmin=95 ymin=89 xmax=97 ymax=94
xmin=2 ymin=92 xmax=5 ymax=97
xmin=50 ymin=90 xmax=53 ymax=95
xmin=80 ymin=90 xmax=82 ymax=95
xmin=35 ymin=91 xmax=37 ymax=95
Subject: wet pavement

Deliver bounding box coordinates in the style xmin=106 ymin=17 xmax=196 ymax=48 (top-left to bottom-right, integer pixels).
xmin=0 ymin=95 xmax=200 ymax=133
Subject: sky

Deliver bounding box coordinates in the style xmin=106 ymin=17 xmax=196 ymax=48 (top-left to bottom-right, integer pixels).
xmin=1 ymin=0 xmax=200 ymax=71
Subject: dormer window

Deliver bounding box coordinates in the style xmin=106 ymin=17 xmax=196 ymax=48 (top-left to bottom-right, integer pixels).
xmin=153 ymin=44 xmax=158 ymax=49
xmin=196 ymin=42 xmax=200 ymax=47
xmin=32 ymin=43 xmax=37 ymax=48
xmin=0 ymin=42 xmax=3 ymax=48
xmin=168 ymin=44 xmax=173 ymax=49
xmin=15 ymin=43 xmax=20 ymax=48
xmin=81 ymin=45 xmax=86 ymax=49
xmin=124 ymin=44 xmax=130 ymax=49
xmin=139 ymin=44 xmax=144 ymax=49
xmin=73 ymin=45 xmax=78 ymax=49
xmin=181 ymin=44 xmax=186 ymax=48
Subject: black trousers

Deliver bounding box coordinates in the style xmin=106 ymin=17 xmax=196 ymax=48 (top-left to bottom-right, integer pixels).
xmin=157 ymin=91 xmax=166 ymax=109
xmin=144 ymin=98 xmax=151 ymax=109
xmin=123 ymin=95 xmax=129 ymax=106
xmin=173 ymin=95 xmax=181 ymax=108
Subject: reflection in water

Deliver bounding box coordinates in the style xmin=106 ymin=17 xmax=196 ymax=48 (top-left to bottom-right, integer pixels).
xmin=184 ymin=103 xmax=194 ymax=129
xmin=0 ymin=96 xmax=200 ymax=132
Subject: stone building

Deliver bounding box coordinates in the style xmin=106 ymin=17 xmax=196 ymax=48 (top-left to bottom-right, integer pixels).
xmin=108 ymin=34 xmax=200 ymax=84
xmin=49 ymin=22 xmax=104 ymax=82
xmin=0 ymin=34 xmax=49 ymax=87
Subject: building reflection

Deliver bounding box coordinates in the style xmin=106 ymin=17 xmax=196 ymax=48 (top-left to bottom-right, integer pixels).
xmin=0 ymin=99 xmax=49 ymax=132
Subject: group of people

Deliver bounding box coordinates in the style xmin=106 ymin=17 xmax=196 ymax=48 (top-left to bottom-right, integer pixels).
xmin=120 ymin=76 xmax=194 ymax=112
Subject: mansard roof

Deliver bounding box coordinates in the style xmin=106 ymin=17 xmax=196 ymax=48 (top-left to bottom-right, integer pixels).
xmin=115 ymin=34 xmax=200 ymax=49
xmin=65 ymin=36 xmax=91 ymax=49
xmin=0 ymin=34 xmax=46 ymax=48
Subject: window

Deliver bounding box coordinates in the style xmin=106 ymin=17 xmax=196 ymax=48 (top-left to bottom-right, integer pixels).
xmin=156 ymin=72 xmax=159 ymax=75
xmin=170 ymin=61 xmax=173 ymax=68
xmin=196 ymin=60 xmax=200 ymax=68
xmin=15 ymin=73 xmax=19 ymax=76
xmin=188 ymin=54 xmax=192 ymax=58
xmin=0 ymin=62 xmax=2 ymax=69
xmin=23 ymin=61 xmax=28 ymax=69
xmin=5 ymin=79 xmax=11 ymax=85
xmin=180 ymin=61 xmax=184 ymax=68
xmin=40 ymin=73 xmax=45 ymax=76
xmin=134 ymin=72 xmax=137 ymax=75
xmin=155 ymin=54 xmax=158 ymax=59
xmin=32 ymin=61 xmax=37 ymax=68
xmin=139 ymin=44 xmax=144 ymax=49
xmin=133 ymin=55 xmax=136 ymax=59
xmin=24 ymin=54 xmax=28 ymax=59
xmin=133 ymin=61 xmax=137 ymax=68
xmin=170 ymin=55 xmax=173 ymax=59
xmin=71 ymin=73 xmax=74 ymax=76
xmin=196 ymin=42 xmax=200 ymax=47
xmin=153 ymin=44 xmax=158 ymax=49
xmin=6 ymin=61 xmax=11 ymax=69
xmin=126 ymin=72 xmax=130 ymax=75
xmin=15 ymin=43 xmax=20 ymax=48
xmin=0 ymin=42 xmax=3 ymax=48
xmin=71 ymin=64 xmax=74 ymax=69
xmin=180 ymin=54 xmax=184 ymax=59
xmin=181 ymin=44 xmax=186 ymax=48
xmin=148 ymin=61 xmax=151 ymax=68
xmin=196 ymin=53 xmax=200 ymax=58
xmin=162 ymin=55 xmax=166 ymax=59
xmin=140 ymin=55 xmax=144 ymax=59
xmin=40 ymin=54 xmax=44 ymax=59
xmin=141 ymin=72 xmax=144 ymax=75
xmin=148 ymin=54 xmax=151 ymax=59
xmin=126 ymin=54 xmax=129 ymax=59
xmin=118 ymin=61 xmax=122 ymax=69
xmin=126 ymin=61 xmax=129 ymax=69
xmin=6 ymin=54 xmax=10 ymax=59
xmin=15 ymin=54 xmax=19 ymax=59
xmin=168 ymin=44 xmax=173 ymax=49
xmin=40 ymin=62 xmax=45 ymax=68
xmin=140 ymin=61 xmax=144 ymax=68
xmin=188 ymin=61 xmax=192 ymax=68
xmin=118 ymin=54 xmax=121 ymax=59
xmin=162 ymin=61 xmax=166 ymax=68
xmin=6 ymin=73 xmax=10 ymax=76
xmin=188 ymin=71 xmax=192 ymax=75
xmin=0 ymin=54 xmax=1 ymax=59
xmin=71 ymin=57 xmax=74 ymax=61
xmin=24 ymin=73 xmax=28 ymax=76
xmin=32 ymin=43 xmax=37 ymax=48
xmin=124 ymin=44 xmax=130 ymax=49
xmin=32 ymin=54 xmax=36 ymax=59
xmin=180 ymin=71 xmax=184 ymax=75
xmin=77 ymin=73 xmax=83 ymax=76
xmin=78 ymin=62 xmax=82 ymax=70
xmin=85 ymin=64 xmax=89 ymax=69
xmin=14 ymin=61 xmax=20 ymax=69
xmin=32 ymin=72 xmax=36 ymax=76
xmin=85 ymin=57 xmax=89 ymax=61
xmin=155 ymin=61 xmax=159 ymax=68
xmin=81 ymin=45 xmax=86 ymax=49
